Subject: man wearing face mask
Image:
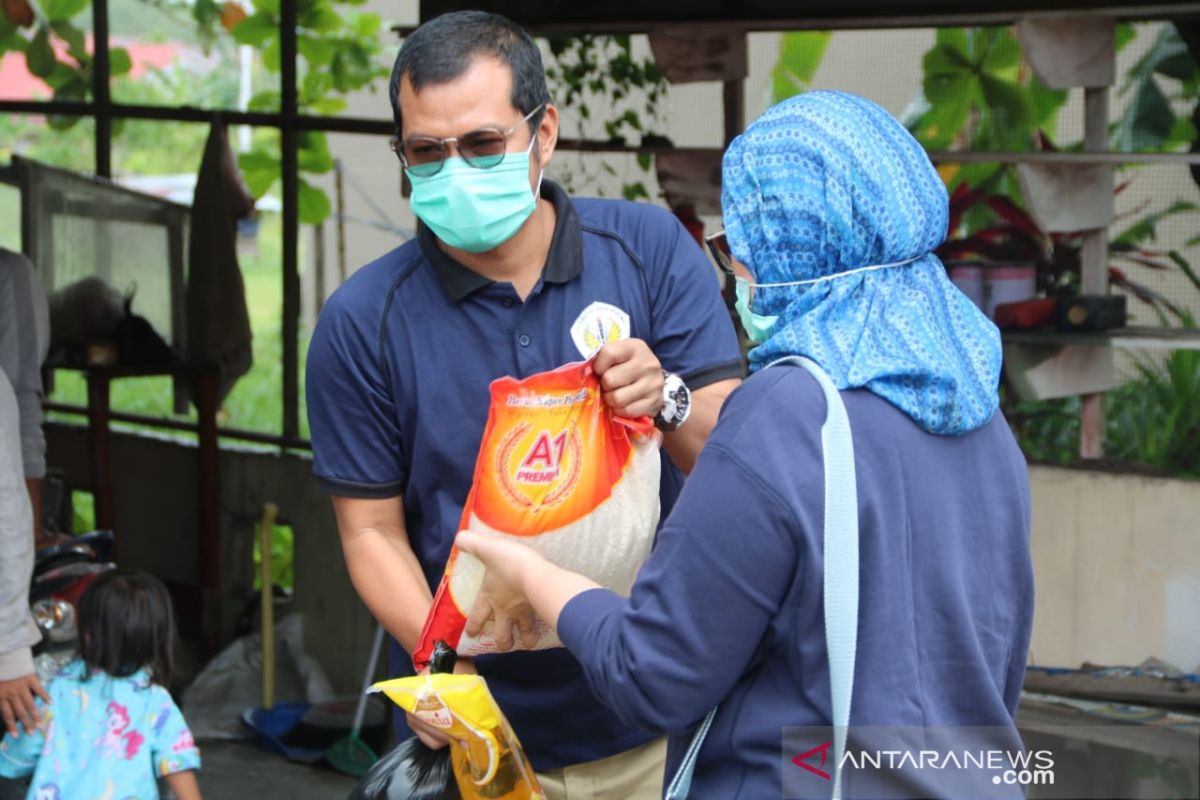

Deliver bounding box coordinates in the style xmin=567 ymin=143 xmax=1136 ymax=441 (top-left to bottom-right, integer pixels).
xmin=304 ymin=10 xmax=743 ymax=799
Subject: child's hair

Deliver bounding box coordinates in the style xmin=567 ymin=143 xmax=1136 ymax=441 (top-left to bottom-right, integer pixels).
xmin=77 ymin=569 xmax=179 ymax=686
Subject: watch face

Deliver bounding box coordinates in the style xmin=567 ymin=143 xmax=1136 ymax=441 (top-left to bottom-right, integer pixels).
xmin=673 ymin=386 xmax=690 ymax=414
xmin=656 ymin=373 xmax=690 ymax=432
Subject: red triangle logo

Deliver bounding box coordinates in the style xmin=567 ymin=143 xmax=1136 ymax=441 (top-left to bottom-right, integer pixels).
xmin=792 ymin=740 xmax=832 ymax=780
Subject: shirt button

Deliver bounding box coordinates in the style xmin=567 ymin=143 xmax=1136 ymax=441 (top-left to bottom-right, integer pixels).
xmin=518 ymin=334 xmax=531 ymax=347
xmin=503 ymin=298 xmax=515 ymax=308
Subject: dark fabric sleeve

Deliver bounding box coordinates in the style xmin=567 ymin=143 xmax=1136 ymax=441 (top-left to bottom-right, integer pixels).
xmin=640 ymin=209 xmax=744 ymax=389
xmin=305 ymin=290 xmax=407 ymax=497
xmin=557 ymin=439 xmax=808 ymax=734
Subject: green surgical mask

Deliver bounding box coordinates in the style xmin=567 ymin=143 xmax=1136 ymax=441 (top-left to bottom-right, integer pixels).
xmin=734 ymin=277 xmax=779 ymax=344
xmin=408 ymin=138 xmax=540 ymax=253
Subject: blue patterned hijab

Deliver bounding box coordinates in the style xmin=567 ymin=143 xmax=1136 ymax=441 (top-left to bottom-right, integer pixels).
xmin=721 ymin=91 xmax=1001 ymax=435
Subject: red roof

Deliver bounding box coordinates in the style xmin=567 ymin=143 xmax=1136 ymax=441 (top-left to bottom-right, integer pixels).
xmin=0 ymin=37 xmax=182 ymax=101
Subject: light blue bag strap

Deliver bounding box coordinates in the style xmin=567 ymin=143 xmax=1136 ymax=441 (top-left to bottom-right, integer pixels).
xmin=664 ymin=705 xmax=717 ymax=800
xmin=665 ymin=356 xmax=859 ymax=800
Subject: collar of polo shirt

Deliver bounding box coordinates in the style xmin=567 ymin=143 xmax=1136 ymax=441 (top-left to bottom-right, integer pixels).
xmin=418 ymin=180 xmax=585 ymax=303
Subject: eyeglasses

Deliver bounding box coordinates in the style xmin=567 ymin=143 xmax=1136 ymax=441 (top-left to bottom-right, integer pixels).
xmin=704 ymin=230 xmax=734 ymax=277
xmin=390 ymin=104 xmax=545 ymax=178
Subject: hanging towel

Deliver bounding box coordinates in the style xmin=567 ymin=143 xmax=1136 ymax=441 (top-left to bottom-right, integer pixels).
xmin=186 ymin=121 xmax=255 ymax=407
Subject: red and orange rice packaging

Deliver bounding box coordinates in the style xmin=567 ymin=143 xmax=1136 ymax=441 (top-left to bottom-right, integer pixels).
xmin=370 ymin=360 xmax=662 ymax=800
xmin=415 ymin=358 xmax=662 ymax=667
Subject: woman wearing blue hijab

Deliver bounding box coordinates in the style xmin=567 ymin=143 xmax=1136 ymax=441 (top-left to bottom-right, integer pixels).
xmin=458 ymin=92 xmax=1033 ymax=799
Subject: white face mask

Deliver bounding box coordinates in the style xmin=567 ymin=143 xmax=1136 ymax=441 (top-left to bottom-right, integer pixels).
xmin=733 ymin=255 xmax=921 ymax=344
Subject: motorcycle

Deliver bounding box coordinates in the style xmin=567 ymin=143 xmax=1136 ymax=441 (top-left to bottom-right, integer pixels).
xmin=28 ymin=530 xmax=116 ymax=683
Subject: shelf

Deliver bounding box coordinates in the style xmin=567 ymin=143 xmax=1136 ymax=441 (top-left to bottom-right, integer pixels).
xmin=1003 ymin=326 xmax=1200 ymax=351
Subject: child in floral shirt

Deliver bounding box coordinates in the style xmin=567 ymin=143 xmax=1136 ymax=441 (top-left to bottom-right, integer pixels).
xmin=0 ymin=570 xmax=202 ymax=799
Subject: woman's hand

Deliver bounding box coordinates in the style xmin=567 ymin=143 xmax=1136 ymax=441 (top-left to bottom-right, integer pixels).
xmin=465 ymin=570 xmax=540 ymax=653
xmin=456 ymin=531 xmax=546 ymax=602
xmin=456 ymin=531 xmax=600 ymax=636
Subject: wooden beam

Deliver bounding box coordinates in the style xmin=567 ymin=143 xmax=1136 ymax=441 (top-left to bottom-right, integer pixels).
xmin=415 ymin=1 xmax=1200 ymax=32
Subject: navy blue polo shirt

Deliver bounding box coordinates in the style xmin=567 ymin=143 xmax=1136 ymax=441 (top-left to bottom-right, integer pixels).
xmin=305 ymin=180 xmax=743 ymax=769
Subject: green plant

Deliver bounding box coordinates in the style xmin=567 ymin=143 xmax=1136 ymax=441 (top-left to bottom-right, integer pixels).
xmin=0 ymin=0 xmax=134 ymax=129
xmin=1006 ymin=250 xmax=1200 ymax=478
xmin=908 ymin=26 xmax=1067 ymax=203
xmin=1106 ymin=348 xmax=1200 ymax=477
xmin=938 ymin=178 xmax=1199 ymax=310
xmin=72 ymin=489 xmax=96 ymax=533
xmin=543 ymin=34 xmax=668 ymax=202
xmin=1113 ymin=24 xmax=1199 ymax=153
xmin=0 ymin=0 xmax=388 ymax=223
xmin=227 ymin=0 xmax=389 ymax=223
xmin=253 ymin=522 xmax=295 ymax=590
xmin=1003 ymin=390 xmax=1081 ymax=465
xmin=769 ymin=31 xmax=831 ymax=105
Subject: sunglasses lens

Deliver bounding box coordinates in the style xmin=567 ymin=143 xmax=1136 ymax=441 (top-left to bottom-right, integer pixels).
xmin=402 ymin=138 xmax=445 ymax=176
xmin=460 ymin=129 xmax=508 ymax=169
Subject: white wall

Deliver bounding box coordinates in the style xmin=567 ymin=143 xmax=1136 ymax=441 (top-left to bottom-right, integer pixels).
xmin=1028 ymin=464 xmax=1200 ymax=672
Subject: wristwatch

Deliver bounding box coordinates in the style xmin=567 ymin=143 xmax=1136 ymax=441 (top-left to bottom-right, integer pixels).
xmin=655 ymin=371 xmax=692 ymax=432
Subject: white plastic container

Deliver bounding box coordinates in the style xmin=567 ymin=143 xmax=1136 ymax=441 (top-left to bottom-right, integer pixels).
xmin=985 ymin=265 xmax=1037 ymax=320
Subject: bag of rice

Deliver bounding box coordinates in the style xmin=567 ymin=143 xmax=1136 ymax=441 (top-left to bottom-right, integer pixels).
xmin=413 ymin=360 xmax=661 ymax=669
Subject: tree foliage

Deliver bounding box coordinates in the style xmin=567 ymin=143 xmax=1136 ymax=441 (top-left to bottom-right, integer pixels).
xmin=0 ymin=0 xmax=389 ymax=223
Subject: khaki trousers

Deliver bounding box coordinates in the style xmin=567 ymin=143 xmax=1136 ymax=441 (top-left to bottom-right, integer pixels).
xmin=535 ymin=736 xmax=668 ymax=800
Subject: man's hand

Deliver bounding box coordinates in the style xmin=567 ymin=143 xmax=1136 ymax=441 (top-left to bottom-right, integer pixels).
xmin=406 ymin=658 xmax=477 ymax=750
xmin=592 ymin=338 xmax=663 ymax=419
xmin=0 ymin=673 xmax=49 ymax=737
xmin=464 ymin=569 xmax=540 ymax=654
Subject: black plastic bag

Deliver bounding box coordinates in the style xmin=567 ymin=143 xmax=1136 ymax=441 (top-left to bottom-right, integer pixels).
xmin=346 ymin=641 xmax=460 ymax=800
xmin=346 ymin=736 xmax=458 ymax=800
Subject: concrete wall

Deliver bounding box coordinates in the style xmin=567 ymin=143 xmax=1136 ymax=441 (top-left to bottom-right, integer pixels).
xmin=44 ymin=417 xmax=1200 ymax=689
xmin=1028 ymin=464 xmax=1200 ymax=673
xmin=45 ymin=421 xmax=376 ymax=693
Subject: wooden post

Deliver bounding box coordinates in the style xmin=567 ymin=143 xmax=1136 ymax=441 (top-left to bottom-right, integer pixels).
xmin=1079 ymin=85 xmax=1110 ymax=459
xmin=85 ymin=371 xmax=115 ymax=536
xmin=281 ymin=0 xmax=300 ymax=441
xmin=723 ymin=78 xmax=743 ymax=147
xmin=335 ymin=159 xmax=348 ymax=287
xmin=313 ymin=221 xmax=326 ymax=318
xmin=195 ymin=369 xmax=220 ymax=656
xmin=92 ymin=0 xmax=111 ymax=177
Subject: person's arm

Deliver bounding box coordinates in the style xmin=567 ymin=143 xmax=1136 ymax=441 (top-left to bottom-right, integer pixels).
xmin=0 ymin=369 xmax=48 ymax=738
xmin=149 ymin=688 xmax=202 ymax=796
xmin=454 ymin=532 xmax=595 ymax=632
xmin=662 ymin=378 xmax=739 ymax=474
xmin=331 ymin=495 xmax=434 ymax=654
xmin=459 ymin=435 xmax=810 ymax=733
xmin=164 ymin=770 xmax=203 ymax=800
xmin=0 ymin=253 xmax=50 ymax=545
xmin=331 ymin=494 xmax=476 ymax=750
xmin=632 ymin=208 xmax=745 ymax=474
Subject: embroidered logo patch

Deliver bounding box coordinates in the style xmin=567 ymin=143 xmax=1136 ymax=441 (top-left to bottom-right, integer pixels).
xmin=570 ymin=301 xmax=630 ymax=358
